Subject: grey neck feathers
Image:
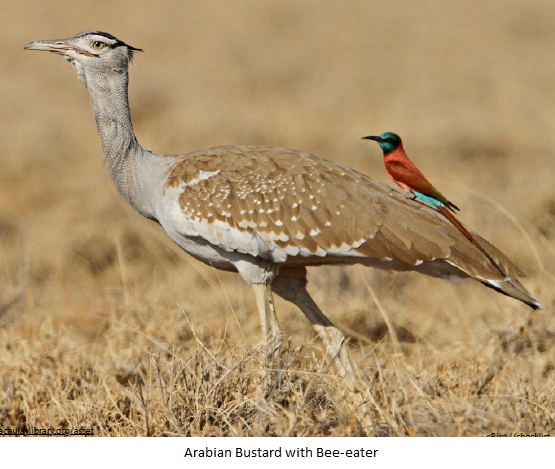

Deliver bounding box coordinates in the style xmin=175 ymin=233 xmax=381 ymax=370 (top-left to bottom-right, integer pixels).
xmin=83 ymin=69 xmax=154 ymax=217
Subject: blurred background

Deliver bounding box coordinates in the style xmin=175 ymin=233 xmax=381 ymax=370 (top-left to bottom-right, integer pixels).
xmin=1 ymin=0 xmax=554 ymax=435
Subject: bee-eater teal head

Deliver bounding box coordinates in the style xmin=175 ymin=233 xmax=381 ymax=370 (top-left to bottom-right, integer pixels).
xmin=362 ymin=132 xmax=402 ymax=155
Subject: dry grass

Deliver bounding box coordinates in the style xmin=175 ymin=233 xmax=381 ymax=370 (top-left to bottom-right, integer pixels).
xmin=1 ymin=0 xmax=555 ymax=436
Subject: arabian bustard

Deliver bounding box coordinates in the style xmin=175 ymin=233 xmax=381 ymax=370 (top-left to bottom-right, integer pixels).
xmin=25 ymin=31 xmax=541 ymax=379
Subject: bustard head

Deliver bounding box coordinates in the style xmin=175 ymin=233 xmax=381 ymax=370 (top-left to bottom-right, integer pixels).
xmin=362 ymin=132 xmax=402 ymax=155
xmin=24 ymin=31 xmax=141 ymax=82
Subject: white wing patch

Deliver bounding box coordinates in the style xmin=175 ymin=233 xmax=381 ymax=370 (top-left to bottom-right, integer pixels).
xmin=184 ymin=170 xmax=221 ymax=187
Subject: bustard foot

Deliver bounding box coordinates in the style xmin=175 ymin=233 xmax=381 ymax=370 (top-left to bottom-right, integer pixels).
xmin=313 ymin=325 xmax=357 ymax=385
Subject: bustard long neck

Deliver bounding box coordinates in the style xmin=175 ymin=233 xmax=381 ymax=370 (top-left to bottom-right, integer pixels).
xmin=85 ymin=68 xmax=139 ymax=175
xmin=83 ymin=68 xmax=162 ymax=219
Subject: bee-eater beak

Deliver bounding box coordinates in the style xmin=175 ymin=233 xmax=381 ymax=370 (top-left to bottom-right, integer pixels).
xmin=362 ymin=136 xmax=381 ymax=142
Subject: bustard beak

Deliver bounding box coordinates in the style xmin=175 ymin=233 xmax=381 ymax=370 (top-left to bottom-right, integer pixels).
xmin=24 ymin=39 xmax=93 ymax=56
xmin=362 ymin=136 xmax=382 ymax=142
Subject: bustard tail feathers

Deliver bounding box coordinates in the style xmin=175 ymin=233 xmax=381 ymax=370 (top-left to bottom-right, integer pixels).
xmin=479 ymin=277 xmax=542 ymax=310
xmin=447 ymin=228 xmax=542 ymax=310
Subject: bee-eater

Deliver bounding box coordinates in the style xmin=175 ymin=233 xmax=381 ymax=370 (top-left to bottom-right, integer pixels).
xmin=363 ymin=132 xmax=504 ymax=275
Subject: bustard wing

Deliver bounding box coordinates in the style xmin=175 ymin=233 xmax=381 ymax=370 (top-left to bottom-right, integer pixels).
xmin=163 ymin=145 xmax=524 ymax=281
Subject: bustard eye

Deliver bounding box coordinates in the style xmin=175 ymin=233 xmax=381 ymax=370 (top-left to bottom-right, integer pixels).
xmin=91 ymin=41 xmax=107 ymax=50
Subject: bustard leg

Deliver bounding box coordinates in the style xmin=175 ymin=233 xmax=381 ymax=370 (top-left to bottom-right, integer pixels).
xmin=235 ymin=261 xmax=282 ymax=360
xmin=251 ymin=283 xmax=283 ymax=360
xmin=272 ymin=267 xmax=356 ymax=383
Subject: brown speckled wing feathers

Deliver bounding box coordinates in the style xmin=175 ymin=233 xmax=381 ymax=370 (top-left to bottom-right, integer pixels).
xmin=165 ymin=146 xmax=522 ymax=281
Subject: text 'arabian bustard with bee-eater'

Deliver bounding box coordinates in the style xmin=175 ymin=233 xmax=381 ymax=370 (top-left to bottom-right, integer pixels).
xmin=25 ymin=31 xmax=541 ymax=382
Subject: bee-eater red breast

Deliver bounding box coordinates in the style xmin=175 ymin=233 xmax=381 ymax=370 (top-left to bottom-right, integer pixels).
xmin=363 ymin=132 xmax=505 ymax=275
